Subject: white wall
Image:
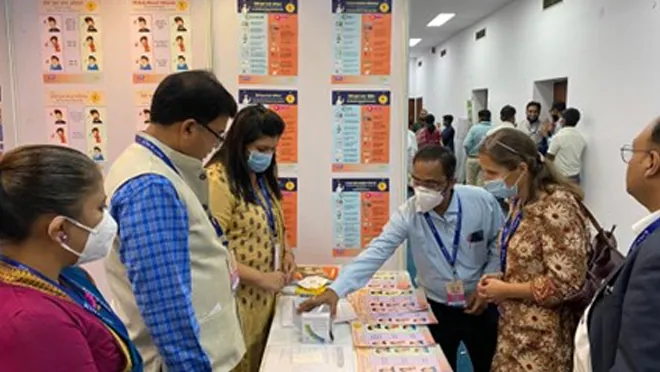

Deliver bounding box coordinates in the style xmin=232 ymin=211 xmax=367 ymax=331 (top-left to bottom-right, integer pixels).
xmin=414 ymin=0 xmax=660 ymax=250
xmin=408 ymin=57 xmax=417 ymax=97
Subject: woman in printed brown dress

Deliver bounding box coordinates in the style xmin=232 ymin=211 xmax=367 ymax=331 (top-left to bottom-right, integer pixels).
xmin=207 ymin=105 xmax=297 ymax=372
xmin=476 ymin=128 xmax=590 ymax=372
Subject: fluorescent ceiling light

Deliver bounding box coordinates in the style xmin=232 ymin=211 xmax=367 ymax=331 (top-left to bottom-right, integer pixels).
xmin=427 ymin=13 xmax=456 ymax=27
xmin=409 ymin=38 xmax=422 ymax=47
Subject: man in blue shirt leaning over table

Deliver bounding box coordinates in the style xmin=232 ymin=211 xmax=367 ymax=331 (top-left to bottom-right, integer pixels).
xmin=299 ymin=145 xmax=504 ymax=372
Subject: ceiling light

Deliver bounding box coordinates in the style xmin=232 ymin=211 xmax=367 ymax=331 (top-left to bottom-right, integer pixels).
xmin=409 ymin=38 xmax=421 ymax=47
xmin=427 ymin=13 xmax=456 ymax=27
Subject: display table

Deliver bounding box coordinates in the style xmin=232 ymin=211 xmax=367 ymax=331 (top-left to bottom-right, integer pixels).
xmin=259 ymin=295 xmax=358 ymax=372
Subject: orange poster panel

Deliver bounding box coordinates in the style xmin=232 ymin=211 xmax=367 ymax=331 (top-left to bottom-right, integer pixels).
xmin=238 ymin=89 xmax=298 ymax=165
xmin=268 ymin=13 xmax=298 ymax=77
xmin=278 ymin=177 xmax=298 ymax=249
xmin=360 ymin=105 xmax=390 ymax=164
xmin=361 ymin=13 xmax=391 ymax=76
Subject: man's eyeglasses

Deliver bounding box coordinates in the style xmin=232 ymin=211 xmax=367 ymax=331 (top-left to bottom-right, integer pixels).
xmin=620 ymin=145 xmax=653 ymax=163
xmin=198 ymin=123 xmax=225 ymax=144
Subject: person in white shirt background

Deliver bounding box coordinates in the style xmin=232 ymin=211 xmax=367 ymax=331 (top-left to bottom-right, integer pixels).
xmin=547 ymin=108 xmax=586 ymax=185
xmin=486 ymin=105 xmax=517 ymax=136
xmin=407 ymin=122 xmax=419 ymax=197
xmin=519 ymin=101 xmax=544 ymax=150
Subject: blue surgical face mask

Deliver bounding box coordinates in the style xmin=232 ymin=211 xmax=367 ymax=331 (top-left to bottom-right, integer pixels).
xmin=247 ymin=150 xmax=273 ymax=173
xmin=484 ymin=171 xmax=523 ymax=200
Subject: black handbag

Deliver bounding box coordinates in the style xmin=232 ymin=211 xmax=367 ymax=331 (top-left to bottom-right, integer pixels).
xmin=566 ymin=201 xmax=624 ymax=312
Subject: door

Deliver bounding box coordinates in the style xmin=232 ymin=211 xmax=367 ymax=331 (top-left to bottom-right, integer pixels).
xmin=553 ymin=80 xmax=568 ymax=104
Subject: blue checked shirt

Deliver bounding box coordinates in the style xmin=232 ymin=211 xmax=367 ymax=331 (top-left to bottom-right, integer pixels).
xmin=110 ymin=174 xmax=212 ymax=372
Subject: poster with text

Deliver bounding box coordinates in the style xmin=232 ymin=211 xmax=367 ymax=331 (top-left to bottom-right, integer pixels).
xmin=332 ymin=178 xmax=389 ymax=257
xmin=278 ymin=177 xmax=298 ymax=250
xmin=351 ymin=323 xmax=436 ymax=348
xmin=356 ymin=346 xmax=452 ymax=372
xmin=239 ymin=89 xmax=298 ymax=171
xmin=332 ymin=0 xmax=391 ymax=84
xmin=332 ymin=91 xmax=390 ymax=172
xmin=131 ymin=0 xmax=191 ymax=84
xmin=238 ymin=0 xmax=298 ymax=85
xmin=134 ymin=89 xmax=153 ymax=131
xmin=44 ymin=90 xmax=107 ymax=163
xmin=41 ymin=0 xmax=103 ymax=84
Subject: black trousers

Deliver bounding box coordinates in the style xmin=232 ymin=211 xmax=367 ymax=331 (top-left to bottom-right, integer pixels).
xmin=427 ymin=299 xmax=499 ymax=372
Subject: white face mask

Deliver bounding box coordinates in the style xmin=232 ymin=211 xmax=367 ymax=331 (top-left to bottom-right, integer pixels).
xmin=59 ymin=209 xmax=118 ymax=266
xmin=414 ymin=187 xmax=445 ymax=213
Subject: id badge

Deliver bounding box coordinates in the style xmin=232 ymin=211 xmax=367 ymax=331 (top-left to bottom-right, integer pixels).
xmin=274 ymin=242 xmax=282 ymax=271
xmin=446 ymin=280 xmax=466 ymax=307
xmin=227 ymin=252 xmax=240 ymax=293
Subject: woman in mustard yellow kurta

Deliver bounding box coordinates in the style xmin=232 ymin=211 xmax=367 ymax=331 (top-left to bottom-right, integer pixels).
xmin=207 ymin=105 xmax=296 ymax=372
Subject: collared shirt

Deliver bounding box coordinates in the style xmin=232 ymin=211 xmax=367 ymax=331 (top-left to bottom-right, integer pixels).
xmin=110 ymin=174 xmax=212 ymax=372
xmin=441 ymin=125 xmax=455 ymax=152
xmin=548 ymin=126 xmax=586 ymax=177
xmin=632 ymin=210 xmax=660 ymax=236
xmin=329 ymin=185 xmax=505 ymax=304
xmin=463 ymin=121 xmax=491 ymax=157
xmin=519 ymin=119 xmax=544 ymax=146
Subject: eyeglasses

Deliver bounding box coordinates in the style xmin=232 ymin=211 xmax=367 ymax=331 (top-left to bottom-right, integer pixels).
xmin=620 ymin=144 xmax=653 ymax=163
xmin=410 ymin=176 xmax=448 ymax=191
xmin=197 ymin=122 xmax=225 ymax=144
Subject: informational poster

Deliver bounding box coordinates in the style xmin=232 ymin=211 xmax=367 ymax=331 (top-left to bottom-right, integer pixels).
xmin=40 ymin=0 xmax=103 ymax=84
xmin=279 ymin=177 xmax=298 ymax=250
xmin=351 ymin=323 xmax=436 ymax=348
xmin=332 ymin=91 xmax=390 ymax=172
xmin=238 ymin=0 xmax=299 ymax=85
xmin=332 ymin=0 xmax=392 ymax=84
xmin=134 ymin=89 xmax=153 ymax=131
xmin=239 ymin=90 xmax=298 ymax=169
xmin=130 ymin=0 xmax=192 ymax=84
xmin=332 ymin=178 xmax=389 ymax=257
xmin=356 ymin=346 xmax=452 ymax=372
xmin=44 ymin=90 xmax=107 ymax=163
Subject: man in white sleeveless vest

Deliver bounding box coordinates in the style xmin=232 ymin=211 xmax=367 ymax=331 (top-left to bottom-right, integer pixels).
xmin=105 ymin=71 xmax=245 ymax=372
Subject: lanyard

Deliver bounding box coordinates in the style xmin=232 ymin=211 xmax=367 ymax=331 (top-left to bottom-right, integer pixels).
xmin=630 ymin=218 xmax=660 ymax=254
xmin=499 ymin=207 xmax=523 ymax=273
xmin=135 ymin=135 xmax=225 ymax=239
xmin=423 ymin=196 xmax=462 ymax=274
xmin=253 ymin=177 xmax=277 ymax=238
xmin=0 ymin=256 xmax=117 ymax=327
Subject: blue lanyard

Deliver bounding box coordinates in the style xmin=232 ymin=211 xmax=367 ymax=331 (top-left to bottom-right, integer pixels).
xmin=630 ymin=218 xmax=660 ymax=254
xmin=0 ymin=256 xmax=117 ymax=327
xmin=253 ymin=177 xmax=277 ymax=238
xmin=499 ymin=207 xmax=523 ymax=273
xmin=423 ymin=196 xmax=462 ymax=273
xmin=135 ymin=135 xmax=225 ymax=238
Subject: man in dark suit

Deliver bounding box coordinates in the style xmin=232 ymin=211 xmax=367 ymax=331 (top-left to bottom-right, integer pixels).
xmin=585 ymin=118 xmax=660 ymax=371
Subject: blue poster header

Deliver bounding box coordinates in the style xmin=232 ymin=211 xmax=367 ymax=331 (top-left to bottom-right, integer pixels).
xmin=332 ymin=91 xmax=390 ymax=106
xmin=238 ymin=0 xmax=298 ymax=14
xmin=239 ymin=90 xmax=298 ymax=105
xmin=332 ymin=178 xmax=389 ymax=193
xmin=332 ymin=0 xmax=392 ymax=14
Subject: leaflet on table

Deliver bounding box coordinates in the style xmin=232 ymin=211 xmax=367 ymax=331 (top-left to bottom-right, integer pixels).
xmin=366 ymin=271 xmax=413 ymax=290
xmin=356 ymin=346 xmax=452 ymax=372
xmin=278 ymin=177 xmax=298 ymax=250
xmin=351 ymin=323 xmax=435 ymax=348
xmin=239 ymin=90 xmax=298 ymax=171
xmin=293 ymin=265 xmax=341 ymax=282
xmin=349 ymin=288 xmax=430 ymax=314
xmin=134 ymin=90 xmax=153 ymax=131
xmin=332 ymin=91 xmax=390 ymax=173
xmin=41 ymin=0 xmax=103 ymax=84
xmin=130 ymin=0 xmax=192 ymax=84
xmin=332 ymin=179 xmax=390 ymax=257
xmin=238 ymin=0 xmax=299 ymax=85
xmin=357 ymin=310 xmax=438 ymax=326
xmin=332 ymin=0 xmax=392 ymax=84
xmin=261 ymin=345 xmax=355 ymax=372
xmin=45 ymin=90 xmax=107 ymax=164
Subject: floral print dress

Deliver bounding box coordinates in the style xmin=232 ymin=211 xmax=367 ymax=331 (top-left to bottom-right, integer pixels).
xmin=492 ymin=188 xmax=590 ymax=372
